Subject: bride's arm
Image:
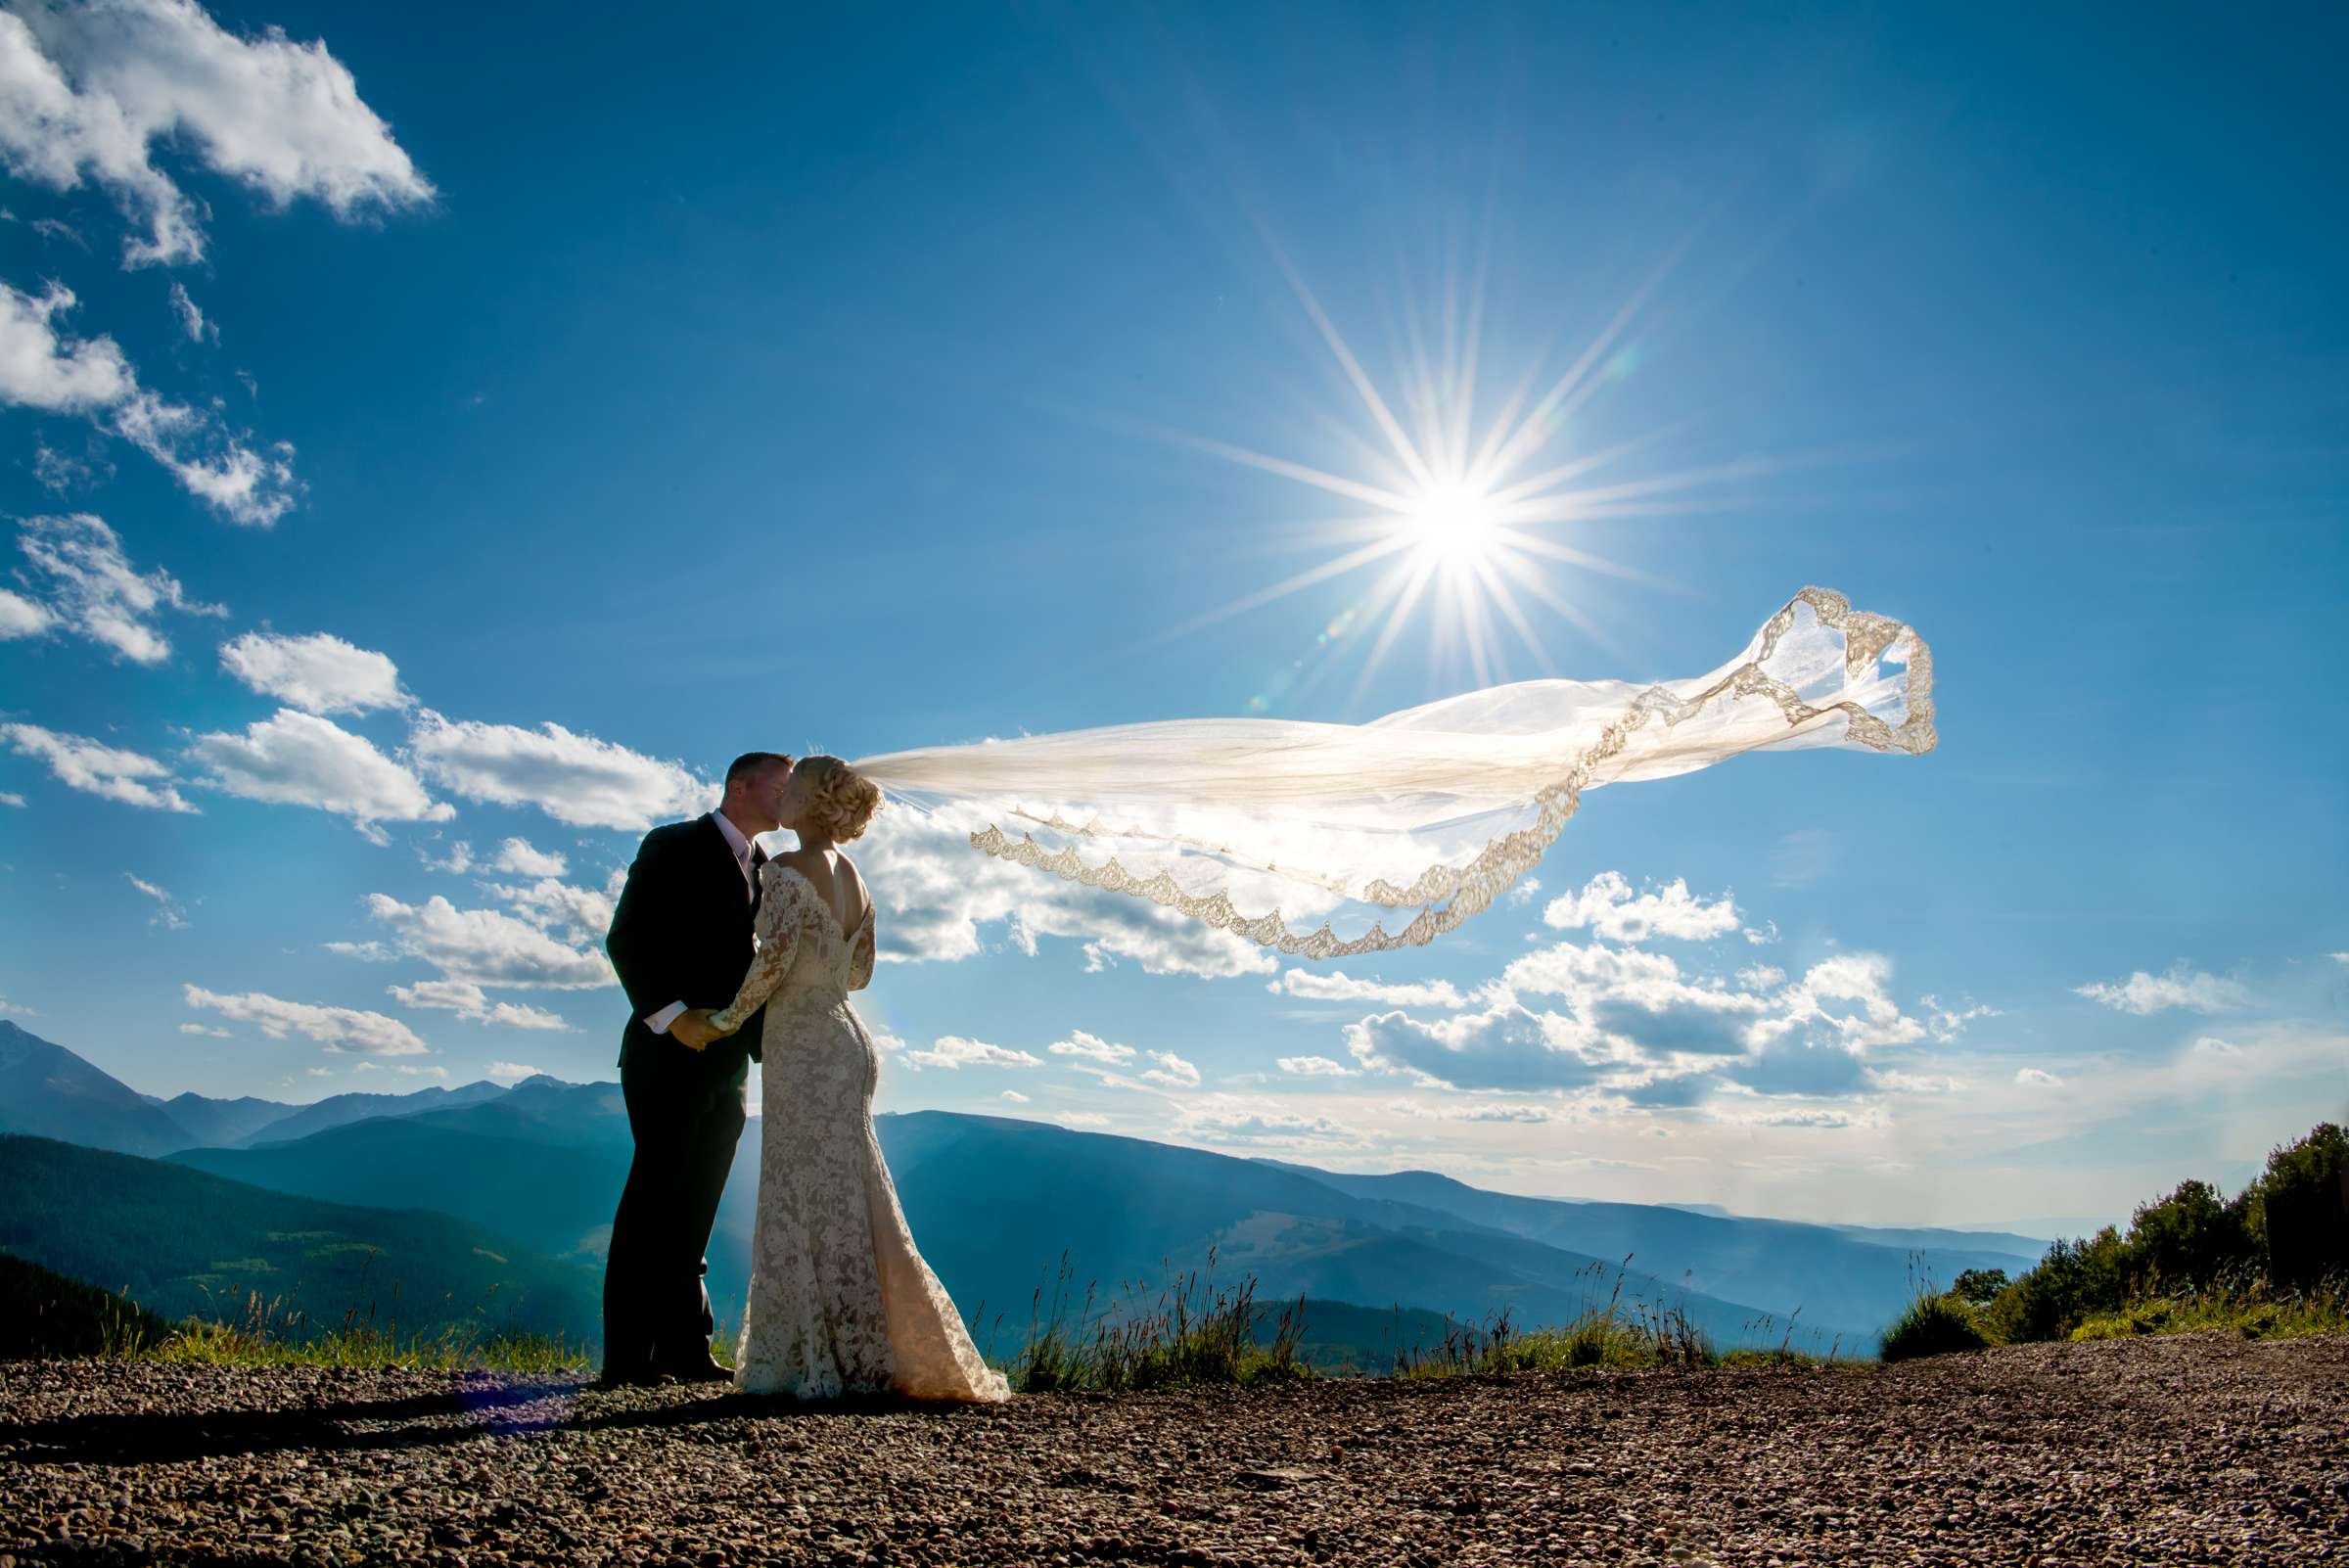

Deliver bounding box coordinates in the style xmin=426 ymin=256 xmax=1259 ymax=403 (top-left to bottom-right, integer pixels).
xmin=849 ymin=907 xmax=876 ymax=992
xmin=711 ymin=863 xmax=803 ymax=1034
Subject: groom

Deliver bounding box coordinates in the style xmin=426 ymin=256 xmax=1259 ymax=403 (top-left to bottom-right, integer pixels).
xmin=599 ymin=750 xmax=791 ymax=1386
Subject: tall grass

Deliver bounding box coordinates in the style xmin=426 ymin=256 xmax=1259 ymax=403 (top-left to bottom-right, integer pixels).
xmin=988 ymin=1251 xmax=1849 ymax=1391
xmin=56 ymin=1275 xmax=593 ymax=1373
xmin=997 ymin=1251 xmax=1311 ymax=1393
xmin=2069 ymin=1268 xmax=2349 ymax=1344
xmin=1392 ymin=1261 xmax=1724 ymax=1378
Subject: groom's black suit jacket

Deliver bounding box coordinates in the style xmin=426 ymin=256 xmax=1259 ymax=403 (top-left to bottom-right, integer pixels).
xmin=607 ymin=814 xmax=765 ymax=1072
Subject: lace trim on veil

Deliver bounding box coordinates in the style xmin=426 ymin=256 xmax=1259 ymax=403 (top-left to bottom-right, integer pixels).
xmin=964 ymin=588 xmax=1934 ymax=960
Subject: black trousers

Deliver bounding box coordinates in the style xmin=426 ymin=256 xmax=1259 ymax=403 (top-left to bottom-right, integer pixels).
xmin=603 ymin=1048 xmax=747 ymax=1373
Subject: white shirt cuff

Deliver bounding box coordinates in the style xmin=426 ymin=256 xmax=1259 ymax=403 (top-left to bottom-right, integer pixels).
xmin=645 ymin=1000 xmax=688 ymax=1036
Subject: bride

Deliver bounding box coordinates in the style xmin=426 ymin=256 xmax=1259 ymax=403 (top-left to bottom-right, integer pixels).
xmin=680 ymin=755 xmax=1008 ymax=1403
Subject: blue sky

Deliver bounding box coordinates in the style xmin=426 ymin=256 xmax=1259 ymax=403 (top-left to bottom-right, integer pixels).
xmin=3 ymin=1 xmax=2343 ymax=1226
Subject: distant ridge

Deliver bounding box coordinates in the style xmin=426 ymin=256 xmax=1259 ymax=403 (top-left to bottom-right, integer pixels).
xmin=0 ymin=1019 xmax=529 ymax=1154
xmin=0 ymin=1021 xmax=194 ymax=1158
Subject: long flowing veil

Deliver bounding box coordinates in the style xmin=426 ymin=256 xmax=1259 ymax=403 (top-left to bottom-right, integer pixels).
xmin=853 ymin=587 xmax=1933 ymax=959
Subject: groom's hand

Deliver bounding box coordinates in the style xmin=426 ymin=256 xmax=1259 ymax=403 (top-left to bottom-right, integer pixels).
xmin=670 ymin=1010 xmax=723 ymax=1050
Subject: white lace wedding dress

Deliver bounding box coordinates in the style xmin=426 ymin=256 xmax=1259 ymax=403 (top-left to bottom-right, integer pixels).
xmin=710 ymin=862 xmax=1009 ymax=1402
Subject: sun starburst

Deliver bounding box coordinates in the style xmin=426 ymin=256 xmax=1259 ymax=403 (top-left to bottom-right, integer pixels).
xmin=1155 ymin=248 xmax=1755 ymax=702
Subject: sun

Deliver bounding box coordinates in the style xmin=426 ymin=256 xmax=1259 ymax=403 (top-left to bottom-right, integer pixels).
xmin=1147 ymin=249 xmax=1743 ymax=699
xmin=1400 ymin=481 xmax=1502 ymax=570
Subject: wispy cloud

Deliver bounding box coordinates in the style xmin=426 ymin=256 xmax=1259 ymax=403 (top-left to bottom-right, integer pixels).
xmin=388 ymin=978 xmax=572 ymax=1031
xmin=184 ymin=983 xmax=426 ymax=1056
xmin=10 ymin=512 xmax=224 ymax=664
xmin=0 ymin=285 xmax=299 ymax=524
xmin=903 ymin=1035 xmax=1042 ymax=1070
xmin=1 ymin=722 xmax=193 ymax=811
xmin=2074 ymin=964 xmax=2248 ymax=1016
xmin=125 ymin=871 xmax=186 ymax=929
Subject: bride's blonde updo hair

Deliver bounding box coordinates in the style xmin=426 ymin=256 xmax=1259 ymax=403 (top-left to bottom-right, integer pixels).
xmin=794 ymin=755 xmax=884 ymax=842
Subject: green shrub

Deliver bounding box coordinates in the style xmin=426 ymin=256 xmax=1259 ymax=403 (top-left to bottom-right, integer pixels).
xmin=2250 ymin=1124 xmax=2347 ymax=1288
xmin=1880 ymin=1291 xmax=1989 ymax=1361
xmin=1951 ymin=1268 xmax=2009 ymax=1306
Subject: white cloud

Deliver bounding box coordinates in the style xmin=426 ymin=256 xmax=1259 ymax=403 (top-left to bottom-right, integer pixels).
xmin=176 ymin=1022 xmax=228 ymax=1037
xmin=1046 ymin=1030 xmax=1133 ymax=1064
xmin=218 ymin=630 xmax=407 ymax=714
xmin=12 ymin=512 xmax=223 ymax=663
xmin=388 ymin=978 xmax=572 ymax=1031
xmin=0 ymin=586 xmax=56 ymax=637
xmin=1383 ymin=1095 xmax=1560 ymax=1124
xmin=1173 ymin=1096 xmax=1359 ymax=1147
xmin=490 ymin=837 xmax=568 ymax=877
xmin=112 ymin=389 xmax=299 ymax=526
xmin=166 ymin=280 xmax=211 ymax=342
xmin=27 ymin=214 xmax=85 ymax=249
xmin=1768 ymin=953 xmax=1926 ymax=1051
xmin=1542 ymin=870 xmax=1741 ymax=944
xmin=0 ymin=0 xmax=434 ymax=266
xmin=1 ymin=722 xmax=193 ymax=810
xmin=0 ymin=280 xmax=131 ymax=407
xmin=186 ymin=708 xmax=450 ymax=840
xmin=0 ymin=791 xmax=22 ymax=807
xmin=0 ymin=286 xmax=299 ymax=523
xmin=358 ymin=893 xmax=613 ymax=990
xmin=1345 ymin=1001 xmax=1611 ymax=1092
xmin=1139 ymin=1048 xmax=1201 ymax=1088
xmin=482 ymin=876 xmax=614 ymax=944
xmin=419 ymin=838 xmax=473 ymax=873
xmin=406 ymin=711 xmax=712 ymax=831
xmin=393 ymin=1063 xmax=447 ymax=1080
xmin=184 ymin=982 xmax=426 ymax=1055
xmin=484 ymin=1060 xmax=544 ymax=1083
xmin=30 ymin=438 xmax=106 ymax=492
xmin=2189 ymin=1036 xmax=2239 ymax=1057
xmin=1268 ymin=968 xmax=1471 ymax=1009
xmin=1505 ymin=877 xmax=1542 ymax=906
xmin=2014 ymin=1068 xmax=2063 ymax=1087
xmin=1342 ymin=935 xmax=1930 ymax=1109
xmin=999 ymin=1089 xmax=1030 ymax=1104
xmin=125 ymin=870 xmax=185 ymax=928
xmin=1922 ymin=994 xmax=2003 ymax=1041
xmin=2074 ymin=964 xmax=2249 ymax=1016
xmin=903 ymin=1035 xmax=1043 ymax=1071
xmin=1277 ymin=1054 xmax=1358 ymax=1078
xmin=1055 ymin=1111 xmax=1112 ymax=1129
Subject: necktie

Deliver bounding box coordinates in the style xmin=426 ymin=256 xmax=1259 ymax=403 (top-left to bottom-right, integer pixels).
xmin=747 ymin=844 xmax=767 ymax=906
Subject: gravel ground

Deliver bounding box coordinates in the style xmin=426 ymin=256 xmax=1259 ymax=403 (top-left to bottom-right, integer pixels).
xmin=2 ymin=1333 xmax=2344 ymax=1566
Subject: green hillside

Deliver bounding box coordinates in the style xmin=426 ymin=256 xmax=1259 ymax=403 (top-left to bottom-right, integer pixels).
xmin=0 ymin=1135 xmax=600 ymax=1345
xmin=0 ymin=1251 xmax=170 ymax=1358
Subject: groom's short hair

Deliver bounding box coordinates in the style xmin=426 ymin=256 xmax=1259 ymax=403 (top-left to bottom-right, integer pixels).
xmin=724 ymin=751 xmax=792 ymax=789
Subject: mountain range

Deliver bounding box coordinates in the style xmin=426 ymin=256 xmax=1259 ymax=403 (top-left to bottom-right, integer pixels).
xmin=0 ymin=1022 xmax=2051 ymax=1358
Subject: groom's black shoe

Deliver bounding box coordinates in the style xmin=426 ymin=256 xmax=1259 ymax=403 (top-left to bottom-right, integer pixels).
xmin=593 ymin=1364 xmax=665 ymax=1390
xmin=659 ymin=1353 xmax=731 ymax=1384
